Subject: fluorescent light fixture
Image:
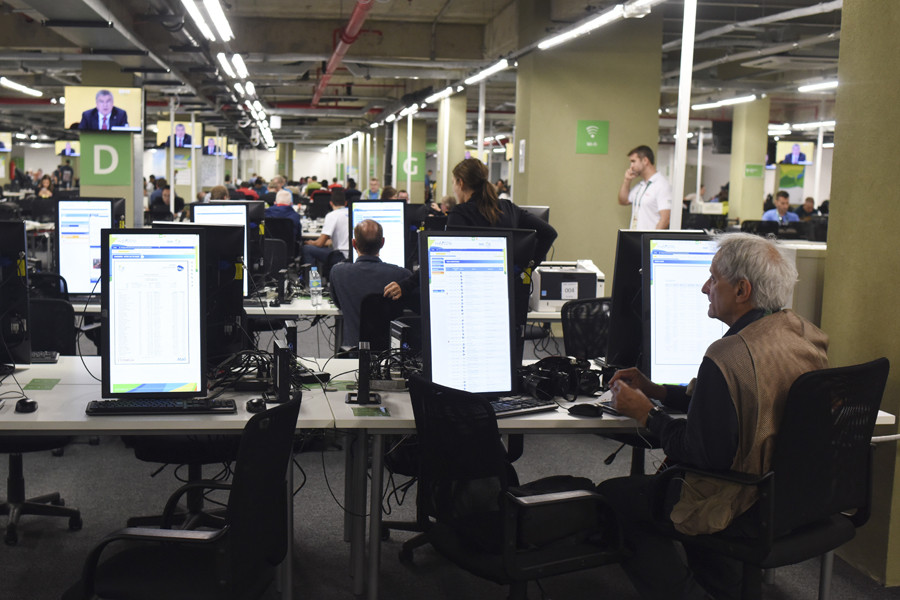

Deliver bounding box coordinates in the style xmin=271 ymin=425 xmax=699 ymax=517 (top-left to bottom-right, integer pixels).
xmin=232 ymin=54 xmax=249 ymax=79
xmin=538 ymin=5 xmax=625 ymax=51
xmin=217 ymin=52 xmax=236 ymax=78
xmin=180 ymin=0 xmax=216 ymax=42
xmin=14 ymin=133 xmax=26 ymax=139
xmin=692 ymin=94 xmax=757 ymax=110
xmin=465 ymin=139 xmax=475 ymax=146
xmin=822 ymin=142 xmax=834 ymax=148
xmin=798 ymin=80 xmax=838 ymax=93
xmin=258 ymin=111 xmax=266 ymax=121
xmin=484 ymin=136 xmax=495 ymax=142
xmin=59 ymin=96 xmax=65 ymax=104
xmin=456 ymin=85 xmax=465 ymax=92
xmin=768 ymin=130 xmax=791 ymax=137
xmin=244 ymin=81 xmax=255 ymax=96
xmin=464 ymin=59 xmax=509 ymax=85
xmin=203 ymin=0 xmax=233 ymax=42
xmin=399 ymin=105 xmax=418 ymax=117
xmin=492 ymin=148 xmax=506 ymax=153
xmin=233 ymin=82 xmax=245 ymax=95
xmin=252 ymin=100 xmax=263 ymax=112
xmin=385 ymin=114 xmax=396 ymax=123
xmin=369 ymin=122 xmax=379 ymax=129
xmin=244 ymin=100 xmax=254 ymax=111
xmin=495 ymin=134 xmax=506 ymax=140
xmin=29 ymin=134 xmax=37 ymax=140
xmin=424 ymin=86 xmax=454 ymax=104
xmin=791 ymin=120 xmax=836 ymax=130
xmin=0 ymin=76 xmax=42 ymax=97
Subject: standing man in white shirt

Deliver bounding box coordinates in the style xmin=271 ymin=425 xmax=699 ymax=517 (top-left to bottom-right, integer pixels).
xmin=617 ymin=145 xmax=671 ymax=230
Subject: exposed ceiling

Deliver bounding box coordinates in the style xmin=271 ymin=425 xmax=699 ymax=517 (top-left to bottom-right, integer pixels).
xmin=0 ymin=0 xmax=841 ymax=149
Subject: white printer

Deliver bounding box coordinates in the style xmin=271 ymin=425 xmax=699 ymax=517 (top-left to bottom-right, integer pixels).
xmin=529 ymin=261 xmax=605 ymax=312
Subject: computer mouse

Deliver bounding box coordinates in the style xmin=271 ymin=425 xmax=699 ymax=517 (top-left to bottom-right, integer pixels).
xmin=567 ymin=403 xmax=602 ymax=418
xmin=15 ymin=398 xmax=38 ymax=413
xmin=245 ymin=398 xmax=266 ymax=413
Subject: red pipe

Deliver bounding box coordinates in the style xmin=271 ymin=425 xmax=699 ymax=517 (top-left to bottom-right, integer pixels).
xmin=311 ymin=0 xmax=375 ymax=107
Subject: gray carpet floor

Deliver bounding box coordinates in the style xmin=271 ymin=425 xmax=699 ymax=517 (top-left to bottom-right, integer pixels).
xmin=2 ymin=320 xmax=899 ymax=599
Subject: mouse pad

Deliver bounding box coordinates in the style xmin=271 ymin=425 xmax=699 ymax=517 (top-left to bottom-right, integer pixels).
xmin=24 ymin=378 xmax=59 ymax=390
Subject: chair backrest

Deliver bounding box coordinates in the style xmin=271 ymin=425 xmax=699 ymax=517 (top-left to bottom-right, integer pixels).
xmin=772 ymin=357 xmax=889 ymax=534
xmin=561 ymin=297 xmax=612 ymax=360
xmin=408 ymin=374 xmax=512 ymax=524
xmin=224 ymin=397 xmax=301 ymax=594
xmin=29 ymin=272 xmax=69 ymax=300
xmin=0 ymin=201 xmax=22 ymax=220
xmin=307 ymin=191 xmax=333 ymax=219
xmin=740 ymin=220 xmax=778 ymax=236
xmin=31 ymin=196 xmax=58 ymax=223
xmin=359 ymin=293 xmax=404 ymax=351
xmin=263 ymin=238 xmax=287 ymax=276
xmin=321 ymin=249 xmax=348 ymax=280
xmin=29 ymin=298 xmax=77 ymax=355
xmin=264 ymin=217 xmax=297 ymax=257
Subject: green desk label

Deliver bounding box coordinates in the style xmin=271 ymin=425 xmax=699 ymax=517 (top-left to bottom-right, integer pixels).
xmin=24 ymin=378 xmax=60 ymax=390
xmin=576 ymin=120 xmax=609 ymax=155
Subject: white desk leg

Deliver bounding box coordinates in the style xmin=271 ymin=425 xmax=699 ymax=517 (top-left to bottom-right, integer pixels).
xmin=350 ymin=429 xmax=367 ymax=595
xmin=367 ymin=433 xmax=384 ymax=600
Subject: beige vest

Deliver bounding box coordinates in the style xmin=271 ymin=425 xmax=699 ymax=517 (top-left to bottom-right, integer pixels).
xmin=670 ymin=310 xmax=829 ymax=535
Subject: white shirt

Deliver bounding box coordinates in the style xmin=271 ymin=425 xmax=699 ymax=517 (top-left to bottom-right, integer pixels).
xmin=628 ymin=171 xmax=672 ymax=229
xmin=322 ymin=206 xmax=350 ymax=257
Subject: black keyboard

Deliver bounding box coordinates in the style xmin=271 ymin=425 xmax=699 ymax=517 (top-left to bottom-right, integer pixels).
xmin=86 ymin=398 xmax=237 ymax=416
xmin=490 ymin=396 xmax=558 ymax=418
xmin=31 ymin=350 xmax=60 ymax=364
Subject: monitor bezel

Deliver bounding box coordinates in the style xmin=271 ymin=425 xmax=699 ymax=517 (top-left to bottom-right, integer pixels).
xmin=517 ymin=205 xmax=550 ymax=223
xmin=419 ymin=229 xmax=518 ymax=396
xmin=0 ymin=220 xmax=31 ymax=367
xmin=639 ymin=231 xmax=717 ymax=384
xmin=192 ymin=202 xmax=252 ymax=298
xmin=55 ymin=198 xmax=125 ymax=296
xmin=101 ymin=227 xmax=208 ymax=399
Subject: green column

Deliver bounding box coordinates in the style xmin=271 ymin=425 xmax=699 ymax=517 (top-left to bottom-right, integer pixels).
xmin=727 ymin=98 xmax=770 ymax=223
xmin=435 ymin=93 xmax=467 ymax=201
xmin=513 ymin=1 xmax=662 ymax=278
xmin=821 ymin=0 xmax=900 ymax=585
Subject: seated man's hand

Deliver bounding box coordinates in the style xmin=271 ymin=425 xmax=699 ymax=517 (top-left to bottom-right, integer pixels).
xmin=384 ymin=282 xmax=402 ymax=300
xmin=610 ymin=380 xmax=654 ymax=427
xmin=609 ymin=367 xmax=665 ymax=400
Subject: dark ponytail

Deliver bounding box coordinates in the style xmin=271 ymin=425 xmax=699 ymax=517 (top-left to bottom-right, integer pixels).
xmin=452 ymin=158 xmax=500 ymax=224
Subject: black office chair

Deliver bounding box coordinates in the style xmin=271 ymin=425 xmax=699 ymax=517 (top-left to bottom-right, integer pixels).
xmin=30 ymin=196 xmax=57 ymax=223
xmin=306 ymin=191 xmax=332 ymax=220
xmin=29 ymin=271 xmax=69 ymax=300
xmin=740 ymin=220 xmax=779 ymax=236
xmin=321 ymin=249 xmax=348 ymax=281
xmin=561 ymin=297 xmax=612 ymax=361
xmin=29 ymin=298 xmax=77 ymax=355
xmin=264 ymin=217 xmax=299 ymax=262
xmin=262 ymin=237 xmax=287 ymax=277
xmin=651 ymin=357 xmax=890 ymax=600
xmin=358 ymin=293 xmax=404 ymax=351
xmin=65 ymin=397 xmax=301 ymax=600
xmin=405 ymin=374 xmax=624 ymax=598
xmin=0 ymin=200 xmax=23 ymax=220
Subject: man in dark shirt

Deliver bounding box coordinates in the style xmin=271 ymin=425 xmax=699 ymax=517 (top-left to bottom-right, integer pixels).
xmin=597 ymin=233 xmax=828 ymax=600
xmin=329 ymin=219 xmax=411 ymax=347
xmin=264 ymin=190 xmax=301 ymax=237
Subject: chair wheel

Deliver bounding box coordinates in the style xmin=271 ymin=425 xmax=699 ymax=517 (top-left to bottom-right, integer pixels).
xmin=52 ymin=447 xmax=65 ymax=457
xmin=52 ymin=498 xmax=65 ymax=506
xmin=5 ymin=525 xmax=17 ymax=546
xmin=69 ymin=516 xmax=83 ymax=531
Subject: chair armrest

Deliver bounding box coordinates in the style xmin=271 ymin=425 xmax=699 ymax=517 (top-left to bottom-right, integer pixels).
xmin=161 ymin=480 xmax=232 ymax=528
xmin=80 ymin=526 xmax=229 ymax=598
xmin=659 ymin=464 xmax=773 ymax=487
xmin=506 ymin=489 xmax=598 ymax=507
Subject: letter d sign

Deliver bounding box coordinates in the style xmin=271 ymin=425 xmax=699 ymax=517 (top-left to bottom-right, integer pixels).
xmin=94 ymin=145 xmax=119 ymax=175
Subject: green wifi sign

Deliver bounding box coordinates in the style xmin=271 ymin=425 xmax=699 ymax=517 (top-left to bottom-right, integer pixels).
xmin=576 ymin=120 xmax=609 ymax=155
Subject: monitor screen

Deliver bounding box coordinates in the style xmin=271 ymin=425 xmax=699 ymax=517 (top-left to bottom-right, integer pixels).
xmin=193 ymin=203 xmax=250 ymax=297
xmin=420 ymin=231 xmax=516 ymax=394
xmin=56 ymin=199 xmax=125 ymax=296
xmin=517 ymin=205 xmax=550 ymax=223
xmin=641 ymin=233 xmax=728 ymax=386
xmin=101 ymin=229 xmax=206 ymax=398
xmin=0 ymin=221 xmax=31 ymax=368
xmin=65 ymin=86 xmax=143 ymax=132
xmin=349 ymin=200 xmax=406 ymax=268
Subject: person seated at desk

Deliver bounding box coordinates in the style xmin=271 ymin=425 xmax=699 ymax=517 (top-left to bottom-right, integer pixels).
xmin=794 ymin=196 xmax=820 ymax=221
xmin=149 ymin=186 xmax=184 ymax=220
xmin=302 ymin=191 xmax=349 ymax=265
xmin=596 ymin=232 xmax=828 ymax=600
xmin=330 ymin=219 xmax=411 ymax=347
xmin=235 ymin=180 xmax=259 ymax=200
xmin=36 ymin=175 xmax=54 ymax=199
xmin=762 ymin=190 xmax=799 ymax=225
xmin=264 ymin=190 xmax=301 ymax=237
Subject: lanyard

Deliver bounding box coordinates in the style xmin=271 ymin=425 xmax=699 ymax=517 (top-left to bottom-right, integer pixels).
xmin=631 ymin=180 xmax=653 ymax=228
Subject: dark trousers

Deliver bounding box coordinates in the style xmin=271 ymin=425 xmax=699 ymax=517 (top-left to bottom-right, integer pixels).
xmin=597 ymin=474 xmax=752 ymax=600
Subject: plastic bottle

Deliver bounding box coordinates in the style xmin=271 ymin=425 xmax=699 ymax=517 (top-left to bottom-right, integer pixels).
xmin=309 ymin=266 xmax=322 ymax=307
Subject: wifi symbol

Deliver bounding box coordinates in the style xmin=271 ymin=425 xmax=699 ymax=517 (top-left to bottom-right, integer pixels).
xmin=586 ymin=125 xmax=600 ymax=138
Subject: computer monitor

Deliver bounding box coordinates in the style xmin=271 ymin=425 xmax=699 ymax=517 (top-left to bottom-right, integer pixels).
xmin=0 ymin=221 xmax=31 ymax=370
xmin=101 ymin=228 xmax=206 ymax=398
xmin=517 ymin=205 xmax=550 ymax=223
xmin=641 ymin=232 xmax=728 ymax=386
xmin=420 ymin=230 xmax=517 ymax=395
xmin=152 ymin=222 xmax=246 ymax=366
xmin=192 ymin=202 xmax=251 ymax=297
xmin=349 ymin=200 xmax=407 ymax=268
xmin=56 ymin=198 xmax=126 ymax=297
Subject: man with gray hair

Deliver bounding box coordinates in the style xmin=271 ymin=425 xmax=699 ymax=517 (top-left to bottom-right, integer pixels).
xmin=264 ymin=189 xmax=301 ymax=236
xmin=597 ymin=233 xmax=829 ymax=600
xmin=329 ymin=219 xmax=411 ymax=347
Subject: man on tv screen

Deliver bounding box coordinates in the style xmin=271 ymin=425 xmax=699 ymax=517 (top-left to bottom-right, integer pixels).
xmin=59 ymin=142 xmax=77 ymax=156
xmin=782 ymin=143 xmax=807 ymax=165
xmin=163 ymin=124 xmax=192 ymax=148
xmin=78 ymin=89 xmax=129 ymax=131
xmin=202 ymin=137 xmax=219 ymax=155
